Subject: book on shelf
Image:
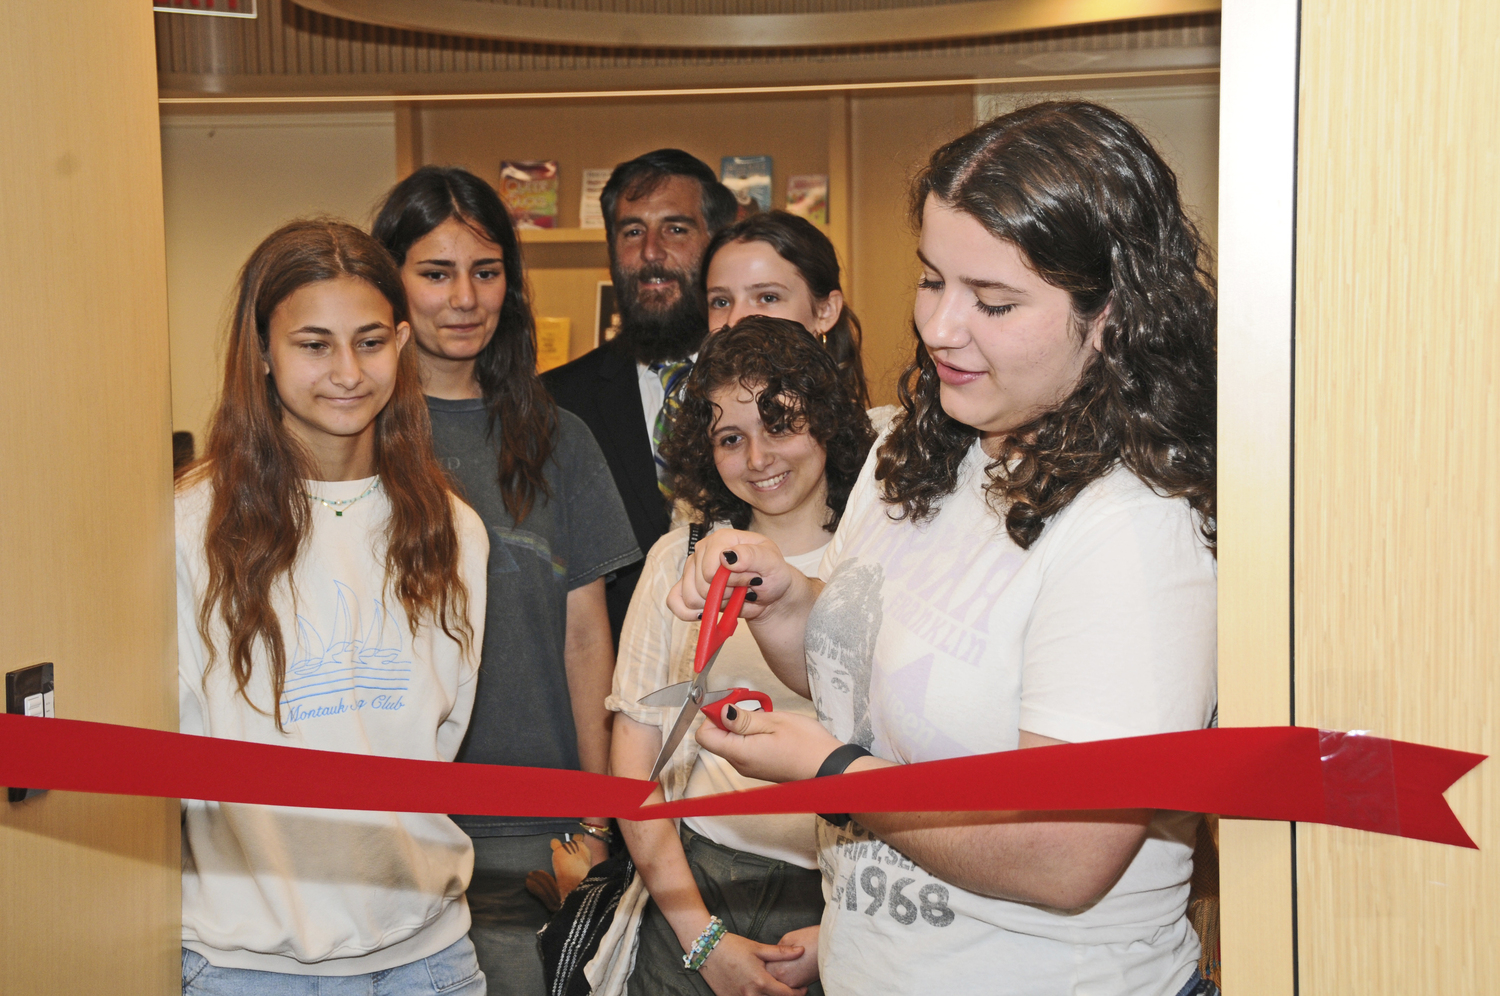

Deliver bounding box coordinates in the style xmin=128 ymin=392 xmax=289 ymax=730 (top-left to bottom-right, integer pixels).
xmin=500 ymin=160 xmax=559 ymax=229
xmin=535 ymin=316 xmax=571 ymax=372
xmin=785 ymin=174 xmax=829 ymax=225
xmin=580 ymin=168 xmax=611 ymax=230
xmin=721 ymin=155 xmax=773 ymax=221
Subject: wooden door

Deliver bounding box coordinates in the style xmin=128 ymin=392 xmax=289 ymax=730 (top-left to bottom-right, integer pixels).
xmin=1220 ymin=1 xmax=1498 ymax=991
xmin=1293 ymin=0 xmax=1499 ymax=991
xmin=0 ymin=3 xmax=179 ymax=992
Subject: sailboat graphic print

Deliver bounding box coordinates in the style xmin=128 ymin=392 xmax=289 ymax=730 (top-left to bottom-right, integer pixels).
xmin=280 ymin=581 xmax=413 ymax=724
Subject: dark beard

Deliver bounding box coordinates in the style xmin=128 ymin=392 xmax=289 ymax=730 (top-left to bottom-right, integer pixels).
xmin=611 ymin=261 xmax=708 ymax=365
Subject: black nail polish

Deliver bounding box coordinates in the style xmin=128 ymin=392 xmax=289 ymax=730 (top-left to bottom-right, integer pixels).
xmin=695 ymin=612 xmax=702 ymax=620
xmin=745 ymin=590 xmax=758 ymax=602
xmin=724 ymin=551 xmax=738 ymax=565
xmin=724 ymin=705 xmax=738 ymax=722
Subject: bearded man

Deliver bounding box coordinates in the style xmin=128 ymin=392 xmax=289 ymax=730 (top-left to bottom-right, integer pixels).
xmin=542 ymin=149 xmax=737 ymax=643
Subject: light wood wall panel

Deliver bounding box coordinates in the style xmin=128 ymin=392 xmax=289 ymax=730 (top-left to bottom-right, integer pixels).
xmin=1294 ymin=0 xmax=1499 ymax=991
xmin=0 ymin=2 xmax=179 ymax=993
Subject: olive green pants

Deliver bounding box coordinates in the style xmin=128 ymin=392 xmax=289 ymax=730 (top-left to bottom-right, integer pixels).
xmin=629 ymin=826 xmax=825 ymax=996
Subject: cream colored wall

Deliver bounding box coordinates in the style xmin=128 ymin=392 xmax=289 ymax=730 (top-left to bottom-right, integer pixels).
xmin=1295 ymin=0 xmax=1499 ymax=991
xmin=846 ymin=90 xmax=978 ymax=404
xmin=0 ymin=3 xmax=179 ymax=993
xmin=838 ymin=82 xmax=1221 ymax=406
xmin=160 ymin=109 xmax=397 ymax=442
xmin=976 ymin=84 xmax=1220 ymax=253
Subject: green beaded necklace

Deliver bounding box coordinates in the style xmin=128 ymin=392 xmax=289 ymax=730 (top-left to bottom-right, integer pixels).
xmin=305 ymin=477 xmax=379 ymax=517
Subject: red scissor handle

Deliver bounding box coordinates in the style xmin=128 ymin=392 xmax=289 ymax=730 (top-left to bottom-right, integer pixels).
xmin=694 ymin=565 xmax=749 ymax=674
xmin=702 ymin=690 xmax=774 ymax=730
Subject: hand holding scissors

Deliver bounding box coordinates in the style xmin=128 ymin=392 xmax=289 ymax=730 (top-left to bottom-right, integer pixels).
xmin=666 ymin=529 xmax=800 ymax=623
xmin=643 ymin=565 xmax=773 ymax=782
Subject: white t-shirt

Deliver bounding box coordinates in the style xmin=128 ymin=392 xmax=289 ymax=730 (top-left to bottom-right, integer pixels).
xmin=609 ymin=523 xmax=824 ymax=869
xmin=806 ymin=436 xmax=1217 ymax=996
xmin=176 ymin=474 xmax=489 ymax=975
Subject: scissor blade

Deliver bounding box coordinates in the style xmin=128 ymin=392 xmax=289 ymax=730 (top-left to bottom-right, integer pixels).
xmin=649 ymin=693 xmax=702 ymax=782
xmin=641 ymin=681 xmax=737 ymax=709
xmin=640 ymin=681 xmax=692 ymax=707
xmin=640 ymin=645 xmax=728 ymax=708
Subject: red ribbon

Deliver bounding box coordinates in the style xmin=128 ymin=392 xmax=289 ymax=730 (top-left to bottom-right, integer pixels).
xmin=0 ymin=714 xmax=1482 ymax=847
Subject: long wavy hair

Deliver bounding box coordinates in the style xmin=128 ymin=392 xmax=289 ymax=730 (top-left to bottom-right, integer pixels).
xmin=372 ymin=165 xmax=557 ymax=523
xmin=183 ymin=218 xmax=472 ymax=729
xmin=876 ymin=101 xmax=1217 ymax=550
xmin=703 ymin=211 xmax=870 ymax=408
xmin=663 ymin=315 xmax=875 ymax=531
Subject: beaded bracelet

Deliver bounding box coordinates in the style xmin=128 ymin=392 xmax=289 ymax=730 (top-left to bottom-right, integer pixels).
xmin=682 ymin=915 xmax=727 ymax=971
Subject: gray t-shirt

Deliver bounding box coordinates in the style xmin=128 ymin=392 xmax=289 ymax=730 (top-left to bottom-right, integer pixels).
xmin=428 ymin=397 xmax=641 ymax=836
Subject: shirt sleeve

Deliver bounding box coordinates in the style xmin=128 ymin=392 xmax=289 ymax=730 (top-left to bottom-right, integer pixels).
xmin=1018 ymin=484 xmax=1217 ymax=744
xmin=556 ymin=411 xmax=644 ymax=590
xmin=607 ymin=528 xmax=691 ymax=726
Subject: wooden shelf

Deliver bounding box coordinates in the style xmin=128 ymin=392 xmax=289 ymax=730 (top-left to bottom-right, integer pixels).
xmin=518 ymin=227 xmax=608 ymax=244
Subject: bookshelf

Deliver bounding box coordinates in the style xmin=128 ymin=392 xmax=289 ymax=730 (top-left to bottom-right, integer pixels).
xmin=518 ymin=227 xmax=608 ymax=244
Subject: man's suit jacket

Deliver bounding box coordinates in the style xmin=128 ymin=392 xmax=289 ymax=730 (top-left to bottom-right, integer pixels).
xmin=542 ymin=341 xmax=672 ymax=644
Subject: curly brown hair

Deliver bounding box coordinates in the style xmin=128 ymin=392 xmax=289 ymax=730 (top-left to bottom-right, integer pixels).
xmin=876 ymin=101 xmax=1217 ymax=550
xmin=662 ymin=315 xmax=875 ymax=531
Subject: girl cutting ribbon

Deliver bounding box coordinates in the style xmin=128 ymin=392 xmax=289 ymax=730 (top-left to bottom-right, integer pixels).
xmin=176 ymin=219 xmax=490 ymax=994
xmin=604 ymin=317 xmax=875 ymax=996
xmin=677 ymin=103 xmax=1220 ymax=996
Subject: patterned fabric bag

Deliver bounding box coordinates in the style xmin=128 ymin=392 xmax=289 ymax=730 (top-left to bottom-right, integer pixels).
xmin=536 ymin=523 xmax=707 ymax=995
xmin=536 ymin=852 xmax=636 ymax=996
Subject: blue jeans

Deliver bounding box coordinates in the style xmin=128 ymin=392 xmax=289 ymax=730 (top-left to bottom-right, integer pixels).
xmin=182 ymin=935 xmax=486 ymax=996
xmin=1172 ymin=968 xmax=1221 ymax=996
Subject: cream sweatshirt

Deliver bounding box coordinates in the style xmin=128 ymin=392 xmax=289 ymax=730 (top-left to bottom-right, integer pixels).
xmin=176 ymin=475 xmax=488 ymax=975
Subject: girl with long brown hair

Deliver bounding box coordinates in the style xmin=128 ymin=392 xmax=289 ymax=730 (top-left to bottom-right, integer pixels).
xmin=677 ymin=102 xmax=1219 ymax=996
xmin=176 ymin=218 xmax=490 ymax=994
xmin=373 ymin=167 xmax=640 ymax=996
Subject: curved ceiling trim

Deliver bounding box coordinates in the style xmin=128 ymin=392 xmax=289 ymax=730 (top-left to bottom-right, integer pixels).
xmin=158 ymin=67 xmax=1218 ymax=104
xmin=292 ymin=0 xmax=1219 ymax=51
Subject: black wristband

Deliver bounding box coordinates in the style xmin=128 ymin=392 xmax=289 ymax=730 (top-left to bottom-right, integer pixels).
xmin=815 ymin=743 xmax=872 ymax=827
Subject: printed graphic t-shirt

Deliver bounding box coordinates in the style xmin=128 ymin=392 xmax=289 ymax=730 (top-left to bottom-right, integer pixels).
xmin=177 ymin=475 xmax=489 ymax=975
xmin=805 ymin=437 xmax=1218 ymax=996
xmin=427 ymin=399 xmax=642 ymax=836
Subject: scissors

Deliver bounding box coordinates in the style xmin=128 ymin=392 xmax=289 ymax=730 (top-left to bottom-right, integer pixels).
xmin=641 ymin=565 xmax=773 ymax=781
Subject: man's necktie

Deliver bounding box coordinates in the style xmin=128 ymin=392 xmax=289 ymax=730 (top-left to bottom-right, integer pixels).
xmin=650 ymin=358 xmax=694 ymax=497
